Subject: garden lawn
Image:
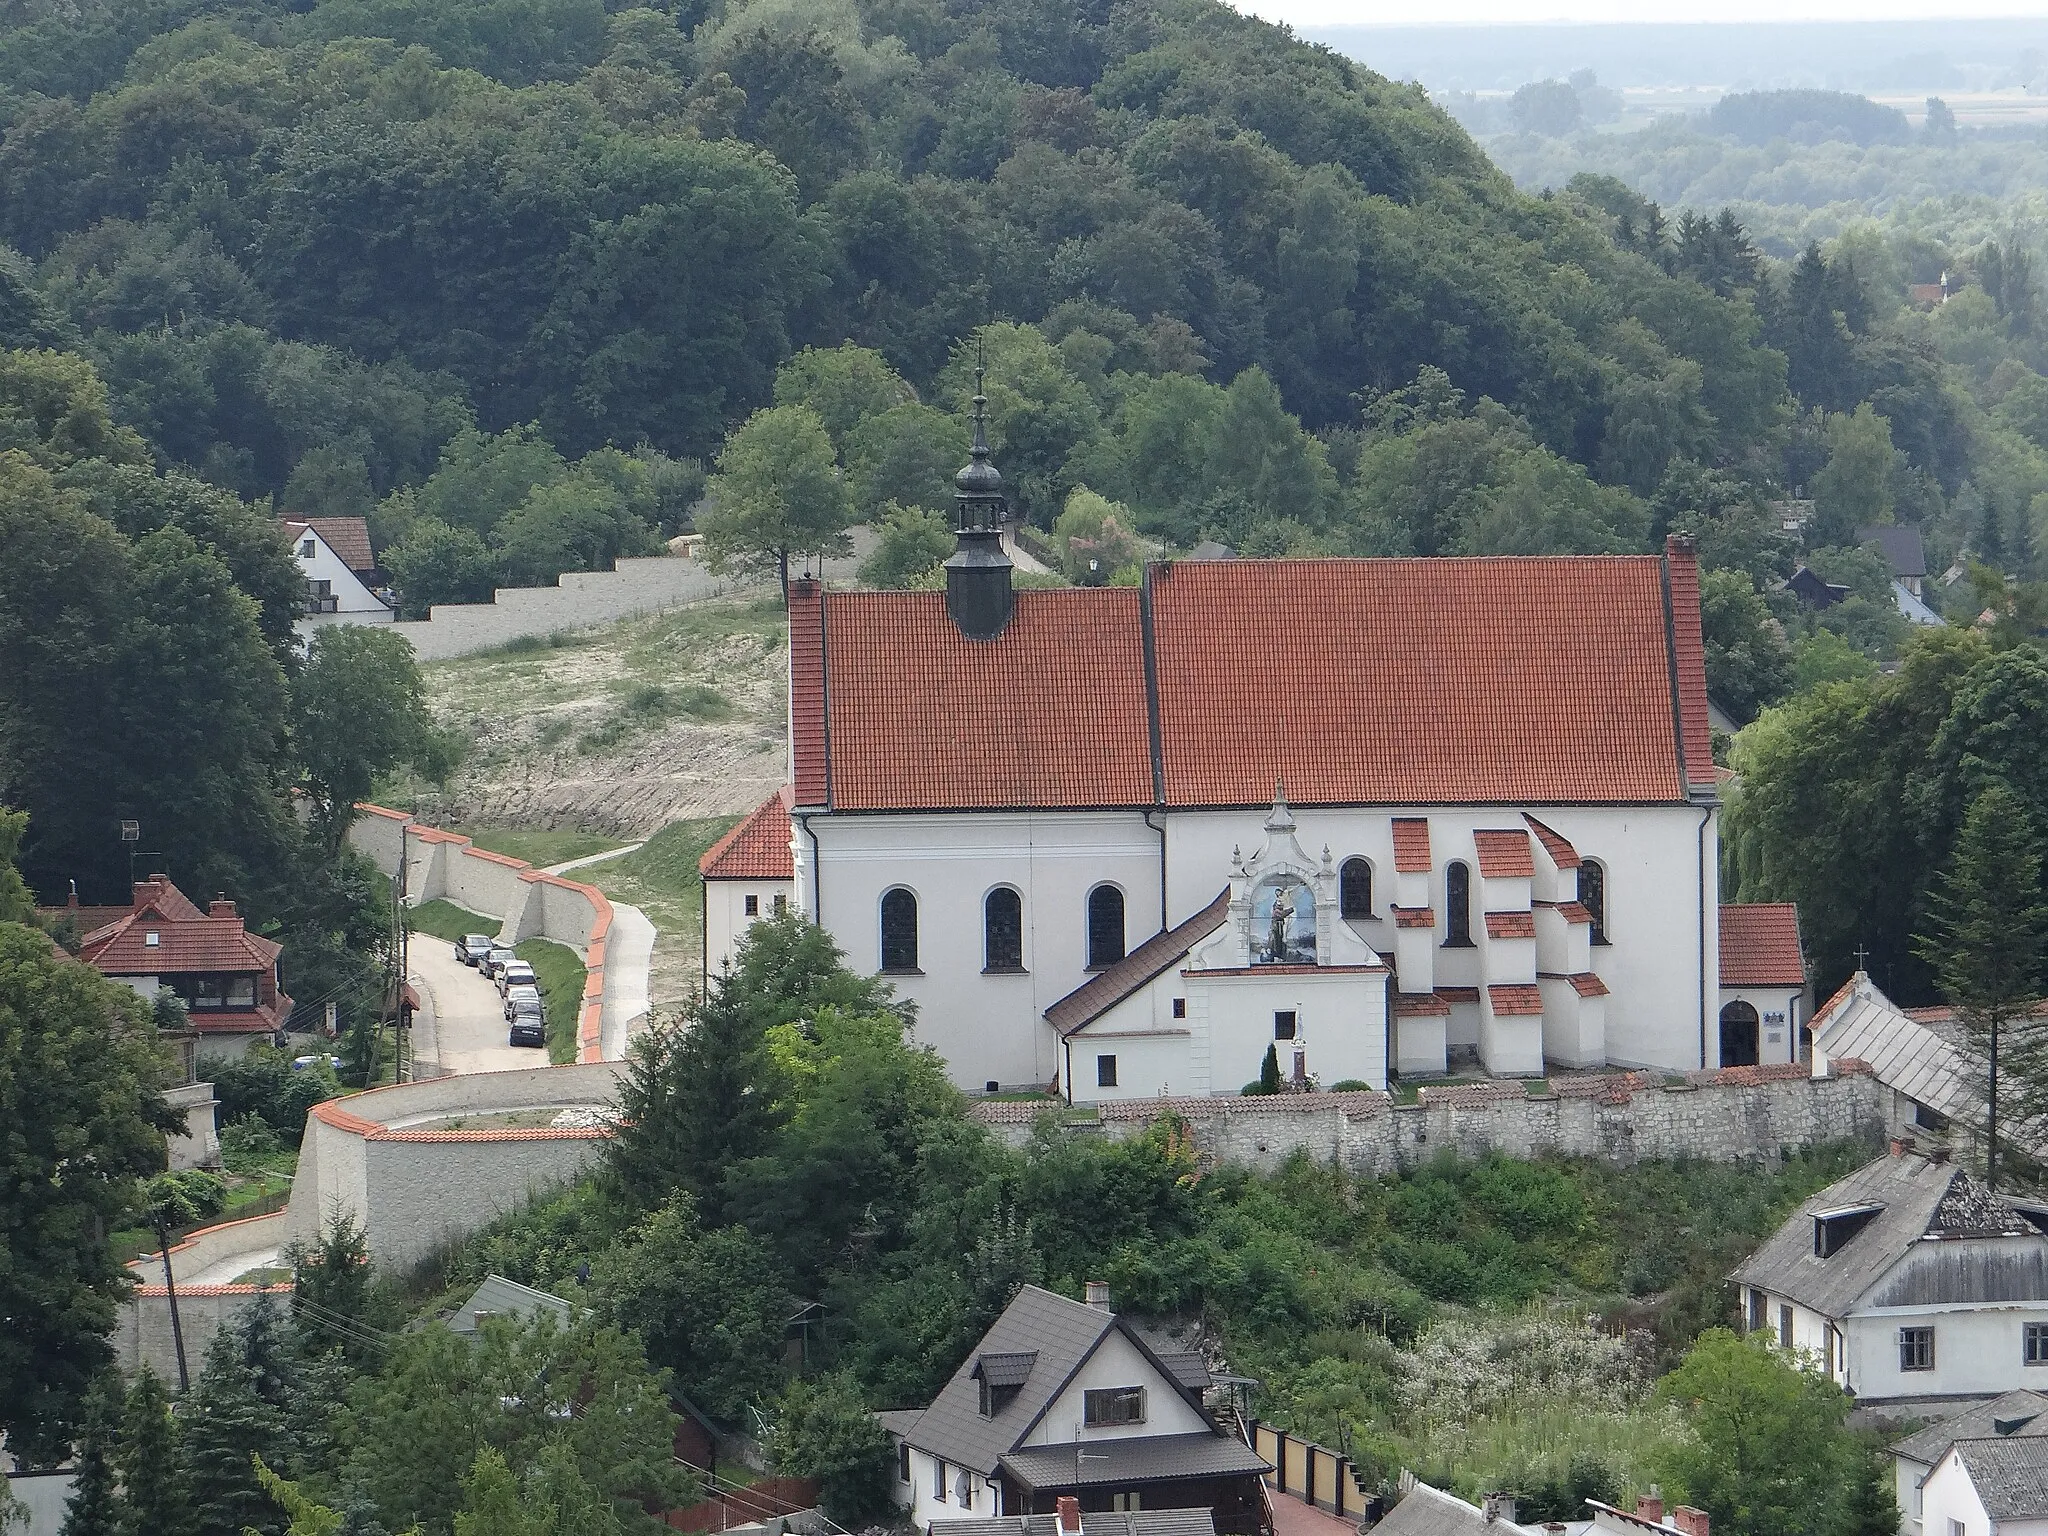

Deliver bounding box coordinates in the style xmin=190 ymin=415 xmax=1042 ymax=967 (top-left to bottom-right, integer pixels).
xmin=517 ymin=937 xmax=586 ymax=1064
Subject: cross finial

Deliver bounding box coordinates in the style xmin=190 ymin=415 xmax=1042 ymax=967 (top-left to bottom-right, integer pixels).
xmin=1853 ymin=943 xmax=1870 ymax=973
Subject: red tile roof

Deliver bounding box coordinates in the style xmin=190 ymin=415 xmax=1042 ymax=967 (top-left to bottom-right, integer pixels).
xmin=1392 ymin=905 xmax=1436 ymax=929
xmin=1485 ymin=911 xmax=1535 ymax=939
xmin=1666 ymin=537 xmax=1716 ymax=788
xmin=1391 ymin=817 xmax=1431 ymax=872
xmin=1543 ymin=971 xmax=1609 ymax=998
xmin=283 ymin=516 xmax=375 ymax=573
xmin=1394 ymin=992 xmax=1452 ymax=1016
xmin=1488 ymin=983 xmax=1545 ymax=1016
xmin=699 ymin=788 xmax=795 ymax=880
xmin=78 ymin=876 xmax=292 ymax=1028
xmin=1473 ymin=829 xmax=1534 ymax=878
xmin=1719 ymin=903 xmax=1806 ymax=987
xmin=793 ymin=544 xmax=1710 ymax=811
xmin=1522 ymin=814 xmax=1581 ymax=869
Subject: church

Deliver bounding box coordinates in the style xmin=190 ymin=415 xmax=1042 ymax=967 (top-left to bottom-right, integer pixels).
xmin=699 ymin=384 xmax=1807 ymax=1098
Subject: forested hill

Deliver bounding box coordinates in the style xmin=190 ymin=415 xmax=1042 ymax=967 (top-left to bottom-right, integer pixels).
xmin=0 ymin=0 xmax=1784 ymax=533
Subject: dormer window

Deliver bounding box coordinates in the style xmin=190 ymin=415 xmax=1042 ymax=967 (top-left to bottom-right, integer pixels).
xmin=972 ymin=1350 xmax=1035 ymax=1417
xmin=1813 ymin=1204 xmax=1882 ymax=1258
xmin=145 ymin=931 xmax=160 ymax=947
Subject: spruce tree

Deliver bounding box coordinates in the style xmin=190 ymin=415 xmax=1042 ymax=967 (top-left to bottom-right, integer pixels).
xmin=118 ymin=1366 xmax=190 ymax=1536
xmin=183 ymin=1315 xmax=288 ymax=1536
xmin=1916 ymin=783 xmax=2048 ymax=1187
xmin=1258 ymin=1044 xmax=1282 ymax=1095
xmin=58 ymin=1383 xmax=125 ymax=1536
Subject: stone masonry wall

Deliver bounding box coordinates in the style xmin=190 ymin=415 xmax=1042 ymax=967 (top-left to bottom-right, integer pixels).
xmin=969 ymin=1062 xmax=1887 ymax=1173
xmin=389 ymin=557 xmax=728 ymax=661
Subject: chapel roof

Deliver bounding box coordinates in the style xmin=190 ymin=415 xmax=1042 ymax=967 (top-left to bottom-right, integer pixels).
xmin=791 ymin=541 xmax=1713 ymax=813
xmin=1045 ymin=890 xmax=1231 ymax=1036
xmin=698 ymin=787 xmax=794 ymax=880
xmin=1719 ymin=903 xmax=1806 ymax=987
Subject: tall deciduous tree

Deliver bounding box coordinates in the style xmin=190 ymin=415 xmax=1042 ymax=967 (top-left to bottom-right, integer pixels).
xmin=0 ymin=920 xmax=173 ymax=1463
xmin=700 ymin=404 xmax=850 ymax=601
xmin=1916 ymin=784 xmax=2048 ymax=1187
xmin=292 ymin=626 xmax=446 ymax=851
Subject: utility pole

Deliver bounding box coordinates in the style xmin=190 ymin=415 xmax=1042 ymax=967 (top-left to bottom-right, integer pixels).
xmin=149 ymin=1208 xmax=190 ymax=1393
xmin=396 ymin=821 xmax=409 ymax=1080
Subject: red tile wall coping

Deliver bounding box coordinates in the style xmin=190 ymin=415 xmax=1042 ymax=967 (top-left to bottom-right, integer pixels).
xmin=133 ymin=1283 xmax=280 ymax=1297
xmin=355 ymin=803 xmax=613 ymax=1064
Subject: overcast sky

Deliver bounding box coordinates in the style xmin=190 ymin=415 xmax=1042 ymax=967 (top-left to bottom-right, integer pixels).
xmin=1239 ymin=0 xmax=2048 ymax=25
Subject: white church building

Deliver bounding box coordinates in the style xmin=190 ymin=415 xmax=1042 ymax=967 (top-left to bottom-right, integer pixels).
xmin=701 ymin=389 xmax=1806 ymax=1099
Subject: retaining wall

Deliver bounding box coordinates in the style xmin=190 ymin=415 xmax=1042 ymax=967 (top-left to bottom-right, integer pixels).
xmin=969 ymin=1062 xmax=1888 ymax=1173
xmin=349 ymin=806 xmax=615 ymax=1063
xmin=389 ymin=557 xmax=728 ymax=661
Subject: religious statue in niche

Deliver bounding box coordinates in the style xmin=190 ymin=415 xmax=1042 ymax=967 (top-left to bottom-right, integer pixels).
xmin=1251 ymin=875 xmax=1316 ymax=965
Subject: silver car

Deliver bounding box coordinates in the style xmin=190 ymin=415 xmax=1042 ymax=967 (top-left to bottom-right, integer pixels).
xmin=504 ymin=983 xmax=543 ymax=1020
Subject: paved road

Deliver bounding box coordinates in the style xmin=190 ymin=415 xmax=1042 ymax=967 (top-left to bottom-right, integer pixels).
xmin=411 ymin=938 xmax=549 ymax=1076
xmin=541 ymin=844 xmax=657 ymax=1061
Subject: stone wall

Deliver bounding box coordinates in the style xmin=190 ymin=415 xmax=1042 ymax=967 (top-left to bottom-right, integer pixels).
xmin=969 ymin=1062 xmax=1888 ymax=1173
xmin=349 ymin=806 xmax=615 ymax=1063
xmin=389 ymin=557 xmax=728 ymax=661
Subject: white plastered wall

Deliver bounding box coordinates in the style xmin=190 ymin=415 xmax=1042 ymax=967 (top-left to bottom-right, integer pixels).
xmin=704 ymin=877 xmax=800 ymax=981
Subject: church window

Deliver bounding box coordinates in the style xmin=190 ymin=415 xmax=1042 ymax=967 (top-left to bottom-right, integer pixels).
xmin=1274 ymin=1010 xmax=1297 ymax=1040
xmin=744 ymin=894 xmax=758 ymax=916
xmin=881 ymin=888 xmax=919 ymax=973
xmin=984 ymin=888 xmax=1023 ymax=972
xmin=1444 ymin=862 xmax=1473 ymax=947
xmin=1096 ymin=1054 xmax=1118 ymax=1088
xmin=1172 ymin=997 xmax=1186 ymax=1019
xmin=1087 ymin=885 xmax=1125 ymax=968
xmin=1578 ymin=860 xmax=1609 ymax=944
xmin=1340 ymin=857 xmax=1374 ymax=918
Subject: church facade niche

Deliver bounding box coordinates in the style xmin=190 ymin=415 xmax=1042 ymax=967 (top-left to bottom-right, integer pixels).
xmin=1252 ymin=875 xmax=1317 ymax=965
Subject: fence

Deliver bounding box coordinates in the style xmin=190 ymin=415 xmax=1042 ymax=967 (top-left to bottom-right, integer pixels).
xmin=1250 ymin=1421 xmax=1376 ymax=1523
xmin=664 ymin=1474 xmax=822 ymax=1535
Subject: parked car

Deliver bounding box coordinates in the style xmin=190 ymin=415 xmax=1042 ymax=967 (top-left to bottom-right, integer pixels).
xmin=292 ymin=1054 xmax=343 ymax=1072
xmin=508 ymin=1017 xmax=546 ymax=1048
xmin=498 ymin=960 xmax=538 ymax=996
xmin=504 ymin=983 xmax=543 ymax=1020
xmin=456 ymin=934 xmax=492 ymax=966
xmin=483 ymin=944 xmax=515 ymax=979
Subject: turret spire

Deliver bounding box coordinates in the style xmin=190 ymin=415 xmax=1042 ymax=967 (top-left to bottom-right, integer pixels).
xmin=944 ymin=337 xmax=1014 ymax=640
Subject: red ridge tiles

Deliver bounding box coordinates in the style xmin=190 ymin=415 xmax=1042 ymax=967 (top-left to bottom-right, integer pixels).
xmin=1391 ymin=817 xmax=1431 ymax=872
xmin=1488 ymin=983 xmax=1544 ymax=1016
xmin=700 ymin=788 xmax=795 ymax=880
xmin=1522 ymin=814 xmax=1581 ymax=869
xmin=1485 ymin=911 xmax=1535 ymax=940
xmin=1719 ymin=903 xmax=1806 ymax=987
xmin=1472 ymin=829 xmax=1534 ymax=879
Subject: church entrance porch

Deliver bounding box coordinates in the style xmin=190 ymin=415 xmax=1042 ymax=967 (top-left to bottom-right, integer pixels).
xmin=1718 ymin=1001 xmax=1761 ymax=1067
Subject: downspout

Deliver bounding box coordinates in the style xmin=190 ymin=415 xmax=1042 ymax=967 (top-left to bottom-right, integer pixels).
xmin=1142 ymin=809 xmax=1167 ymax=933
xmin=796 ymin=810 xmax=823 ymax=924
xmin=1697 ymin=799 xmax=1713 ymax=1068
xmin=1140 ymin=565 xmax=1167 ymax=933
xmin=1062 ymin=1034 xmax=1073 ymax=1107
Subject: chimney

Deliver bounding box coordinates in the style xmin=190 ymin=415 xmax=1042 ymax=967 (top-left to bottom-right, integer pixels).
xmin=1635 ymin=1494 xmax=1664 ymax=1525
xmin=1057 ymin=1497 xmax=1081 ymax=1534
xmin=1671 ymin=1507 xmax=1710 ymax=1536
xmin=1890 ymin=1136 xmax=1917 ymax=1158
xmin=1084 ymin=1280 xmax=1111 ymax=1310
xmin=1482 ymin=1493 xmax=1516 ymax=1525
xmin=943 ymin=349 xmax=1014 ymax=642
xmin=209 ymin=898 xmax=237 ymax=919
xmin=1929 ymin=1145 xmax=1951 ymax=1165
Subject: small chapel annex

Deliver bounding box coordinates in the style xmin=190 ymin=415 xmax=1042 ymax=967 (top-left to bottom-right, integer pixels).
xmin=702 ymin=381 xmax=1807 ymax=1099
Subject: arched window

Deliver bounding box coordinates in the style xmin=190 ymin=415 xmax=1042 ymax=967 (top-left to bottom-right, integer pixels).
xmin=1340 ymin=857 xmax=1374 ymax=919
xmin=1719 ymin=1001 xmax=1760 ymax=1067
xmin=1087 ymin=885 xmax=1125 ymax=969
xmin=1578 ymin=860 xmax=1608 ymax=945
xmin=880 ymin=887 xmax=919 ymax=973
xmin=1444 ymin=861 xmax=1472 ymax=947
xmin=984 ymin=888 xmax=1023 ymax=972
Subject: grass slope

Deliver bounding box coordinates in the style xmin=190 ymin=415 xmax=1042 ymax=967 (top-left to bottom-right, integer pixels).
xmin=452 ymin=826 xmax=626 ymax=868
xmin=516 ymin=937 xmax=586 ymax=1065
xmin=406 ymin=899 xmax=496 ymax=942
xmin=594 ymin=815 xmax=742 ymax=1009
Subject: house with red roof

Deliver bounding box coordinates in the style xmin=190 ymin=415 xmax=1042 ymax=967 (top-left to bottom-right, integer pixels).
xmin=1718 ymin=902 xmax=1811 ymax=1065
xmin=751 ymin=386 xmax=1803 ymax=1099
xmin=283 ymin=515 xmax=392 ymax=639
xmin=78 ymin=875 xmax=294 ymax=1062
xmin=699 ymin=786 xmax=795 ymax=978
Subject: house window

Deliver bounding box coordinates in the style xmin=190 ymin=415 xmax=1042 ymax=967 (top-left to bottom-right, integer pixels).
xmin=1578 ymin=860 xmax=1608 ymax=945
xmin=225 ymin=976 xmax=255 ymax=1008
xmin=1747 ymin=1289 xmax=1767 ymax=1333
xmin=1779 ymin=1304 xmax=1793 ymax=1349
xmin=984 ymin=888 xmax=1023 ymax=972
xmin=773 ymin=894 xmax=787 ymax=914
xmin=933 ymin=1459 xmax=947 ymax=1501
xmin=299 ymin=538 xmax=316 ymax=558
xmin=898 ymin=1442 xmax=911 ymax=1483
xmin=2027 ymin=1323 xmax=2048 ymax=1365
xmin=1083 ymin=1387 xmax=1145 ymax=1427
xmin=1340 ymin=858 xmax=1373 ymax=918
xmin=1900 ymin=1326 xmax=1935 ymax=1372
xmin=1950 ymin=1521 xmax=1964 ymax=1536
xmin=1112 ymin=1495 xmax=1143 ymax=1513
xmin=188 ymin=978 xmax=225 ymax=1009
xmin=1087 ymin=885 xmax=1125 ymax=968
xmin=1097 ymin=1054 xmax=1118 ymax=1088
xmin=744 ymin=894 xmax=759 ymax=917
xmin=880 ymin=888 xmax=918 ymax=973
xmin=1172 ymin=998 xmax=1186 ymax=1019
xmin=978 ymin=1379 xmax=1020 ymax=1417
xmin=1444 ymin=862 xmax=1473 ymax=947
xmin=1274 ymin=1010 xmax=1297 ymax=1040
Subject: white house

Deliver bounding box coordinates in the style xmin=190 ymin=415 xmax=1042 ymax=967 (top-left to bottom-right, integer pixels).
xmin=1717 ymin=902 xmax=1810 ymax=1066
xmin=699 ymin=787 xmax=795 ymax=979
xmin=1919 ymin=1434 xmax=2048 ymax=1536
xmin=1730 ymin=1145 xmax=2048 ymax=1408
xmin=762 ymin=399 xmax=1809 ymax=1098
xmin=284 ymin=515 xmax=392 ymax=638
xmin=1892 ymin=1390 xmax=2048 ymax=1536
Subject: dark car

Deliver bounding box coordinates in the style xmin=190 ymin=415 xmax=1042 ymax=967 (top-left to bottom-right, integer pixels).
xmin=508 ymin=1015 xmax=546 ymax=1048
xmin=456 ymin=934 xmax=492 ymax=966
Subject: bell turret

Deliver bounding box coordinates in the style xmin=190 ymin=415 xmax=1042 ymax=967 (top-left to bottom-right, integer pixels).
xmin=944 ymin=353 xmax=1014 ymax=641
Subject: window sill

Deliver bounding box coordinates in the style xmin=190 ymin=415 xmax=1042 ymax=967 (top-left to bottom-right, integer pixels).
xmin=1085 ymin=961 xmax=1125 ymax=973
xmin=982 ymin=966 xmax=1029 ymax=976
xmin=880 ymin=967 xmax=925 ymax=977
xmin=1440 ymin=939 xmax=1475 ymax=950
xmin=1591 ymin=937 xmax=1612 ymax=947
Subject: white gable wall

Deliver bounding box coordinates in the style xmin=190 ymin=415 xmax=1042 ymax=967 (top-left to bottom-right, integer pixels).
xmin=289 ymin=526 xmax=391 ymax=637
xmin=1018 ymin=1327 xmax=1213 ymax=1448
xmin=704 ymin=877 xmax=797 ymax=980
xmin=1918 ymin=1448 xmax=2048 ymax=1536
